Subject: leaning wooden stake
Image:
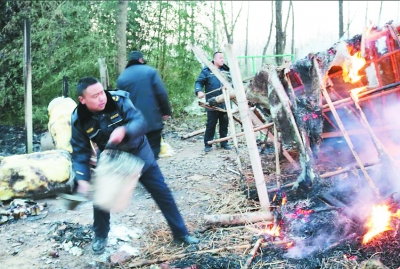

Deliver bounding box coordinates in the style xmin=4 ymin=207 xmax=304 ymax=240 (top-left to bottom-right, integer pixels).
xmin=224 ymin=44 xmax=271 ymax=211
xmin=349 ymin=91 xmax=400 ymax=175
xmin=314 ymin=58 xmax=380 ymax=196
xmin=274 ymin=125 xmax=281 ymax=189
xmin=192 ymin=45 xmax=271 ymax=211
xmin=222 ymin=87 xmax=243 ymax=175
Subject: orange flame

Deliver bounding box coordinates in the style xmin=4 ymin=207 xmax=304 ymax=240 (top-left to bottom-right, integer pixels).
xmin=263 ymin=224 xmax=280 ymax=237
xmin=342 ymin=51 xmax=366 ymax=84
xmin=362 ymin=204 xmax=400 ymax=244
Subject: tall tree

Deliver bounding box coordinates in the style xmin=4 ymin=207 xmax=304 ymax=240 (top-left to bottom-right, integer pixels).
xmin=262 ymin=1 xmax=274 ymax=65
xmin=116 ymin=0 xmax=128 ymax=75
xmin=245 ymin=2 xmax=250 ymax=72
xmin=275 ymin=0 xmax=284 ymax=65
xmin=290 ymin=0 xmax=294 ymax=58
xmin=339 ymin=0 xmax=344 ymax=38
xmin=219 ymin=1 xmax=242 ymax=44
xmin=282 ymin=1 xmax=292 ymax=56
xmin=213 ymin=1 xmax=217 ymax=50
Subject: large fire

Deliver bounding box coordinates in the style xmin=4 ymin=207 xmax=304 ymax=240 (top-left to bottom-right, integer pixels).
xmin=363 ymin=204 xmax=400 ymax=244
xmin=342 ymin=51 xmax=366 ymax=84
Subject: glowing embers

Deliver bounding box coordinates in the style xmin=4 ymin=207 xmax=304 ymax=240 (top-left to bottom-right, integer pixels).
xmin=362 ymin=204 xmax=400 ymax=244
xmin=286 ymin=206 xmax=314 ymax=222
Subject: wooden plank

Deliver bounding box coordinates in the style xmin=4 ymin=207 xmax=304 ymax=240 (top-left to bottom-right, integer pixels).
xmin=224 ymin=44 xmax=271 ymax=211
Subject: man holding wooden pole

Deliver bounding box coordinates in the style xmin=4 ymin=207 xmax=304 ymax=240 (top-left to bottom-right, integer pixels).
xmin=195 ymin=51 xmax=232 ymax=152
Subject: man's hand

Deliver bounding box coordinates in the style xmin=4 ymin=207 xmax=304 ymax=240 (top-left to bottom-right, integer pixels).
xmin=76 ymin=180 xmax=91 ymax=196
xmin=197 ymin=91 xmax=205 ymax=99
xmin=108 ymin=126 xmax=126 ymax=144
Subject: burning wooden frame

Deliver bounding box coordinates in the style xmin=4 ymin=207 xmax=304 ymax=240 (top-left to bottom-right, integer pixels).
xmin=185 ymin=21 xmax=400 ymax=268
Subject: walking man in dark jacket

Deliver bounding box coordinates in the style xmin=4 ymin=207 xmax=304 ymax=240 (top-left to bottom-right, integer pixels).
xmin=195 ymin=51 xmax=232 ymax=152
xmin=117 ymin=51 xmax=171 ymax=160
xmin=70 ymin=77 xmax=199 ymax=255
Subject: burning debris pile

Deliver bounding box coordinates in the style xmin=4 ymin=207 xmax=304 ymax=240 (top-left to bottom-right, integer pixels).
xmin=238 ymin=21 xmax=400 ymax=268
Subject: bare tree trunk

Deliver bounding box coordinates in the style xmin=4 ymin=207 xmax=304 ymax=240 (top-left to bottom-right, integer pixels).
xmin=219 ymin=1 xmax=242 ymax=44
xmin=262 ymin=1 xmax=274 ymax=65
xmin=377 ymin=1 xmax=383 ymax=26
xmin=282 ymin=1 xmax=291 ymax=55
xmin=339 ymin=0 xmax=344 ymax=39
xmin=290 ymin=0 xmax=294 ymax=58
xmin=116 ymin=0 xmax=128 ymax=75
xmin=213 ymin=1 xmax=216 ymax=50
xmin=275 ymin=0 xmax=284 ymax=65
xmin=245 ymin=2 xmax=250 ymax=73
xmin=220 ymin=1 xmax=232 ymax=44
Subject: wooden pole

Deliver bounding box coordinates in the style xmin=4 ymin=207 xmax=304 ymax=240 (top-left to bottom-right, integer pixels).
xmin=349 ymin=92 xmax=400 ymax=174
xmin=274 ymin=125 xmax=281 ymax=188
xmin=224 ymin=44 xmax=271 ymax=211
xmin=244 ymin=238 xmax=263 ymax=269
xmin=24 ymin=19 xmax=33 ymax=154
xmin=181 ymin=128 xmax=206 ymax=140
xmin=204 ymin=211 xmax=273 ymax=225
xmin=222 ymin=87 xmax=243 ymax=175
xmin=207 ymin=123 xmax=273 ymax=145
xmin=322 ymin=85 xmax=400 ymax=112
xmin=314 ymin=58 xmax=380 ymax=196
xmin=192 ymin=45 xmax=271 ymax=211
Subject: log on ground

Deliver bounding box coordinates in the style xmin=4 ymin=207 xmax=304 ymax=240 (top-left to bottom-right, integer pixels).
xmin=0 ymin=150 xmax=73 ymax=201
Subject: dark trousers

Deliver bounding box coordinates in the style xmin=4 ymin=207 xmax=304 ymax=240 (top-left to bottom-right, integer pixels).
xmin=93 ymin=162 xmax=188 ymax=239
xmin=204 ymin=111 xmax=229 ymax=147
xmin=146 ymin=129 xmax=162 ymax=160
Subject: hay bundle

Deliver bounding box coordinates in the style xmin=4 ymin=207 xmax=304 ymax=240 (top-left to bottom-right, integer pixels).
xmin=92 ymin=150 xmax=144 ymax=212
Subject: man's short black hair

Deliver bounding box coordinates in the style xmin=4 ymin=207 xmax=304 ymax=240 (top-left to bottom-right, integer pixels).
xmin=77 ymin=77 xmax=99 ymax=96
xmin=213 ymin=51 xmax=223 ymax=58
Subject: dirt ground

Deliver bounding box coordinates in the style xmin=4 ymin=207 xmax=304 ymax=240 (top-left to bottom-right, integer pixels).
xmin=0 ymin=118 xmax=252 ymax=269
xmin=1 ymin=117 xmax=400 ymax=269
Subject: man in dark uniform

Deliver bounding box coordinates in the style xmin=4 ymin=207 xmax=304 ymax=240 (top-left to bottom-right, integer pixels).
xmin=195 ymin=51 xmax=232 ymax=152
xmin=70 ymin=77 xmax=199 ymax=254
xmin=117 ymin=51 xmax=171 ymax=160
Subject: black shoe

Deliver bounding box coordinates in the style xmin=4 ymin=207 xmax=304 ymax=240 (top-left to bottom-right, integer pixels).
xmin=92 ymin=236 xmax=108 ymax=255
xmin=204 ymin=146 xmax=212 ymax=152
xmin=221 ymin=144 xmax=232 ymax=150
xmin=173 ymin=234 xmax=200 ymax=246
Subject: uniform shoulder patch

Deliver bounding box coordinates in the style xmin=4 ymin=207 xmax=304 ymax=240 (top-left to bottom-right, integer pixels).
xmin=111 ymin=90 xmax=130 ymax=100
xmin=112 ymin=95 xmax=120 ymax=102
